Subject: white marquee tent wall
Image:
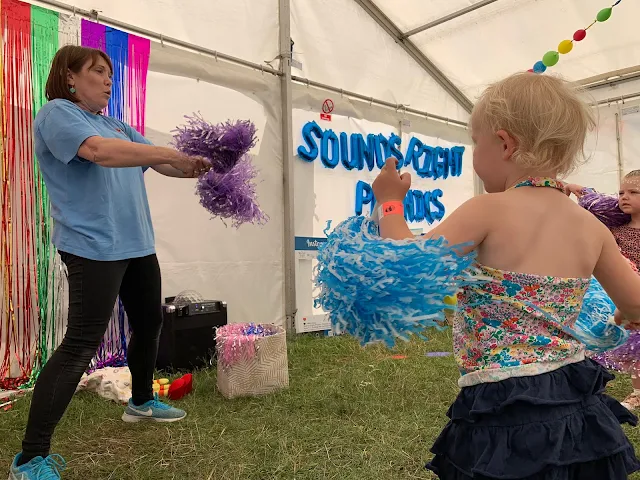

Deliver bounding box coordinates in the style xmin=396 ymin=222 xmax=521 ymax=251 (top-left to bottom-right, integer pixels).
xmin=21 ymin=0 xmax=640 ymax=333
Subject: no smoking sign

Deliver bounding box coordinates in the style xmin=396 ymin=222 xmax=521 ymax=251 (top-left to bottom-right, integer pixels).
xmin=321 ymin=98 xmax=334 ymax=121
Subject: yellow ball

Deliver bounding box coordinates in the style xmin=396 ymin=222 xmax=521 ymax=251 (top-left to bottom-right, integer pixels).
xmin=558 ymin=40 xmax=573 ymax=54
xmin=443 ymin=295 xmax=457 ymax=306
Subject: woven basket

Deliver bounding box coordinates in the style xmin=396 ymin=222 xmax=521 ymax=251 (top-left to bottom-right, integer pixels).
xmin=216 ymin=323 xmax=289 ymax=399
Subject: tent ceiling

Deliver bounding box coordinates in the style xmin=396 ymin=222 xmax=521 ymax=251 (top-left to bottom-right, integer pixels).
xmin=372 ymin=0 xmax=640 ymax=101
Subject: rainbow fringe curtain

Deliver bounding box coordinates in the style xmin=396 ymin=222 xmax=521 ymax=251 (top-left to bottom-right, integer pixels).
xmin=0 ymin=0 xmax=151 ymax=389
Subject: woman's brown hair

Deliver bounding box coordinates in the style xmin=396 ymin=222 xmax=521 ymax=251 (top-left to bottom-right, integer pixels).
xmin=45 ymin=45 xmax=113 ymax=102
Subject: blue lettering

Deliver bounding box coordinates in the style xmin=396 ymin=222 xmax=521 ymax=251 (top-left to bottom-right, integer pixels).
xmin=320 ymin=129 xmax=340 ymax=168
xmin=404 ymin=137 xmax=423 ymax=169
xmin=377 ymin=135 xmax=390 ymax=169
xmin=297 ymin=121 xmax=323 ymax=162
xmin=389 ymin=134 xmax=403 ymax=166
xmin=354 ymin=180 xmax=374 ymax=216
xmin=430 ymin=189 xmax=445 ymax=221
xmin=451 ymin=146 xmax=465 ymax=177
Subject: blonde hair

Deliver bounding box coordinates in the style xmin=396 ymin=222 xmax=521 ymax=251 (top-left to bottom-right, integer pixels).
xmin=471 ymin=72 xmax=595 ymax=176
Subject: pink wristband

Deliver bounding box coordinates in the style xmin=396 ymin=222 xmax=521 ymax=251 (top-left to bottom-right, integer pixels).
xmin=379 ymin=201 xmax=404 ymax=218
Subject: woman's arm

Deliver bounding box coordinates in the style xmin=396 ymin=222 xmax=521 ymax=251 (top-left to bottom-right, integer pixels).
xmin=150 ymin=164 xmax=191 ymax=178
xmin=78 ymin=136 xmax=192 ymax=170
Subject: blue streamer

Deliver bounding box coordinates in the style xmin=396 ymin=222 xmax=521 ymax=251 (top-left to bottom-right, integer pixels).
xmin=105 ymin=28 xmax=128 ymax=121
xmin=314 ymin=216 xmax=481 ymax=348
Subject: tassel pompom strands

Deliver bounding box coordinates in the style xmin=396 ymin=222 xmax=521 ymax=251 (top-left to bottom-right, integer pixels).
xmin=565 ymin=277 xmax=628 ymax=353
xmin=173 ymin=115 xmax=258 ymax=174
xmin=175 ymin=115 xmax=267 ymax=227
xmin=195 ymin=156 xmax=268 ymax=228
xmin=578 ymin=191 xmax=630 ymax=228
xmin=314 ymin=216 xmax=483 ymax=348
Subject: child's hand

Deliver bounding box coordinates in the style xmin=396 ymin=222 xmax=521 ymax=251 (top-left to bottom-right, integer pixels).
xmin=564 ymin=183 xmax=586 ymax=198
xmin=372 ymin=158 xmax=411 ymax=203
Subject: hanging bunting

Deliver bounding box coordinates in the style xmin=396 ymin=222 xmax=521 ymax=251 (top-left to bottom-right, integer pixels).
xmin=1 ymin=0 xmax=37 ymax=389
xmin=0 ymin=1 xmax=152 ymax=390
xmin=528 ymin=0 xmax=623 ymax=74
xmin=79 ymin=19 xmax=151 ymax=373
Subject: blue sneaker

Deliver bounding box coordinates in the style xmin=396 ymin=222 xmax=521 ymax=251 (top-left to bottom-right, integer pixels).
xmin=9 ymin=453 xmax=66 ymax=479
xmin=121 ymin=393 xmax=186 ymax=423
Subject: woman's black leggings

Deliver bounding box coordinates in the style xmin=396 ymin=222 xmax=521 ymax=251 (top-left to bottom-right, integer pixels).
xmin=20 ymin=252 xmax=163 ymax=462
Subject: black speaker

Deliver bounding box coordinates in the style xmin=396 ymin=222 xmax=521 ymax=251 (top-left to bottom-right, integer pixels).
xmin=156 ymin=299 xmax=228 ymax=371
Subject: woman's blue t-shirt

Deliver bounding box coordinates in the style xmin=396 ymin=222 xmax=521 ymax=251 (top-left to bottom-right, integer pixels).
xmin=34 ymin=99 xmax=155 ymax=261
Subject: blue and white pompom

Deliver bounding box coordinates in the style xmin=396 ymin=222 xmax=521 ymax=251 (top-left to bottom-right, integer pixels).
xmin=314 ymin=216 xmax=482 ymax=348
xmin=564 ymin=277 xmax=628 ymax=352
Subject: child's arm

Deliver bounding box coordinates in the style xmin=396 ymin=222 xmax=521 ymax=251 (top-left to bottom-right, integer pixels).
xmin=422 ymin=196 xmax=492 ymax=255
xmin=374 ymin=158 xmax=490 ymax=250
xmin=594 ymin=225 xmax=640 ymax=321
xmin=564 ymin=183 xmax=590 ymax=198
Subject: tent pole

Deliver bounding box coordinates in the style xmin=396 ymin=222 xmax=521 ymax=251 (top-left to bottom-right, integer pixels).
xmin=279 ymin=0 xmax=297 ymax=332
xmin=402 ymin=0 xmax=499 ymax=38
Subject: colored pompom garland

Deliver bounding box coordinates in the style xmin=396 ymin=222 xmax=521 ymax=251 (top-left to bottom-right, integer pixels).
xmin=565 ymin=277 xmax=628 ymax=353
xmin=196 ymin=156 xmax=268 ymax=227
xmin=173 ymin=115 xmax=257 ymax=173
xmin=578 ymin=191 xmax=630 ymax=228
xmin=314 ymin=216 xmax=483 ymax=348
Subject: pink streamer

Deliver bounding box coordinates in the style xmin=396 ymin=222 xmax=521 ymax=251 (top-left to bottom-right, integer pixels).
xmin=127 ymin=36 xmax=150 ymax=135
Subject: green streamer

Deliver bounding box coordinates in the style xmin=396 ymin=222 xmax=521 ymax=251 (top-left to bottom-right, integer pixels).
xmin=25 ymin=6 xmax=59 ymax=387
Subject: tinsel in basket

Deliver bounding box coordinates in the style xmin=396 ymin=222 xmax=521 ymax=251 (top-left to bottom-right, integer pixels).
xmin=196 ymin=156 xmax=268 ymax=227
xmin=578 ymin=191 xmax=630 ymax=228
xmin=314 ymin=216 xmax=483 ymax=348
xmin=216 ymin=323 xmax=278 ymax=369
xmin=173 ymin=115 xmax=257 ymax=173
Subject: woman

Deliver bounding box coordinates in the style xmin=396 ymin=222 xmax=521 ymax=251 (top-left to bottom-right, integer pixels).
xmin=9 ymin=45 xmax=210 ymax=480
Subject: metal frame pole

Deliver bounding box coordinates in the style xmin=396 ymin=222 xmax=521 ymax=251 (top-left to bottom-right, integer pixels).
xmin=402 ymin=0 xmax=499 ymax=38
xmin=278 ymin=0 xmax=297 ymax=332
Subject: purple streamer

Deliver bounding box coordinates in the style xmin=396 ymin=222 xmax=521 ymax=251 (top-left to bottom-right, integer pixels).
xmin=578 ymin=191 xmax=631 ymax=228
xmin=80 ymin=20 xmax=106 ymax=51
xmin=173 ymin=115 xmax=257 ymax=174
xmin=196 ymin=156 xmax=268 ymax=227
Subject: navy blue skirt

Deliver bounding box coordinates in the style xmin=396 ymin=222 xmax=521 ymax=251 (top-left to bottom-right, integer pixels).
xmin=426 ymin=359 xmax=640 ymax=479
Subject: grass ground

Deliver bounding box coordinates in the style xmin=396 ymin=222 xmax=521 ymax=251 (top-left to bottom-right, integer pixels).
xmin=0 ymin=330 xmax=639 ymax=479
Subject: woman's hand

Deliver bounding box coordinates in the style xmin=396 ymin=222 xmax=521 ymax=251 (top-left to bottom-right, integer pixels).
xmin=170 ymin=155 xmax=212 ymax=178
xmin=372 ymin=158 xmax=411 ymax=203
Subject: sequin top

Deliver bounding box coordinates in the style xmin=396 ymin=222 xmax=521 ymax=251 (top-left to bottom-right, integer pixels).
xmin=610 ymin=225 xmax=640 ymax=270
xmin=454 ymin=265 xmax=589 ymax=387
xmin=454 ymin=177 xmax=588 ymax=387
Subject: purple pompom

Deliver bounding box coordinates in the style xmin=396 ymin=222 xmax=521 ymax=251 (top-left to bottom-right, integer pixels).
xmin=578 ymin=191 xmax=631 ymax=228
xmin=591 ymin=331 xmax=640 ymax=372
xmin=173 ymin=114 xmax=257 ymax=173
xmin=196 ymin=155 xmax=268 ymax=228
